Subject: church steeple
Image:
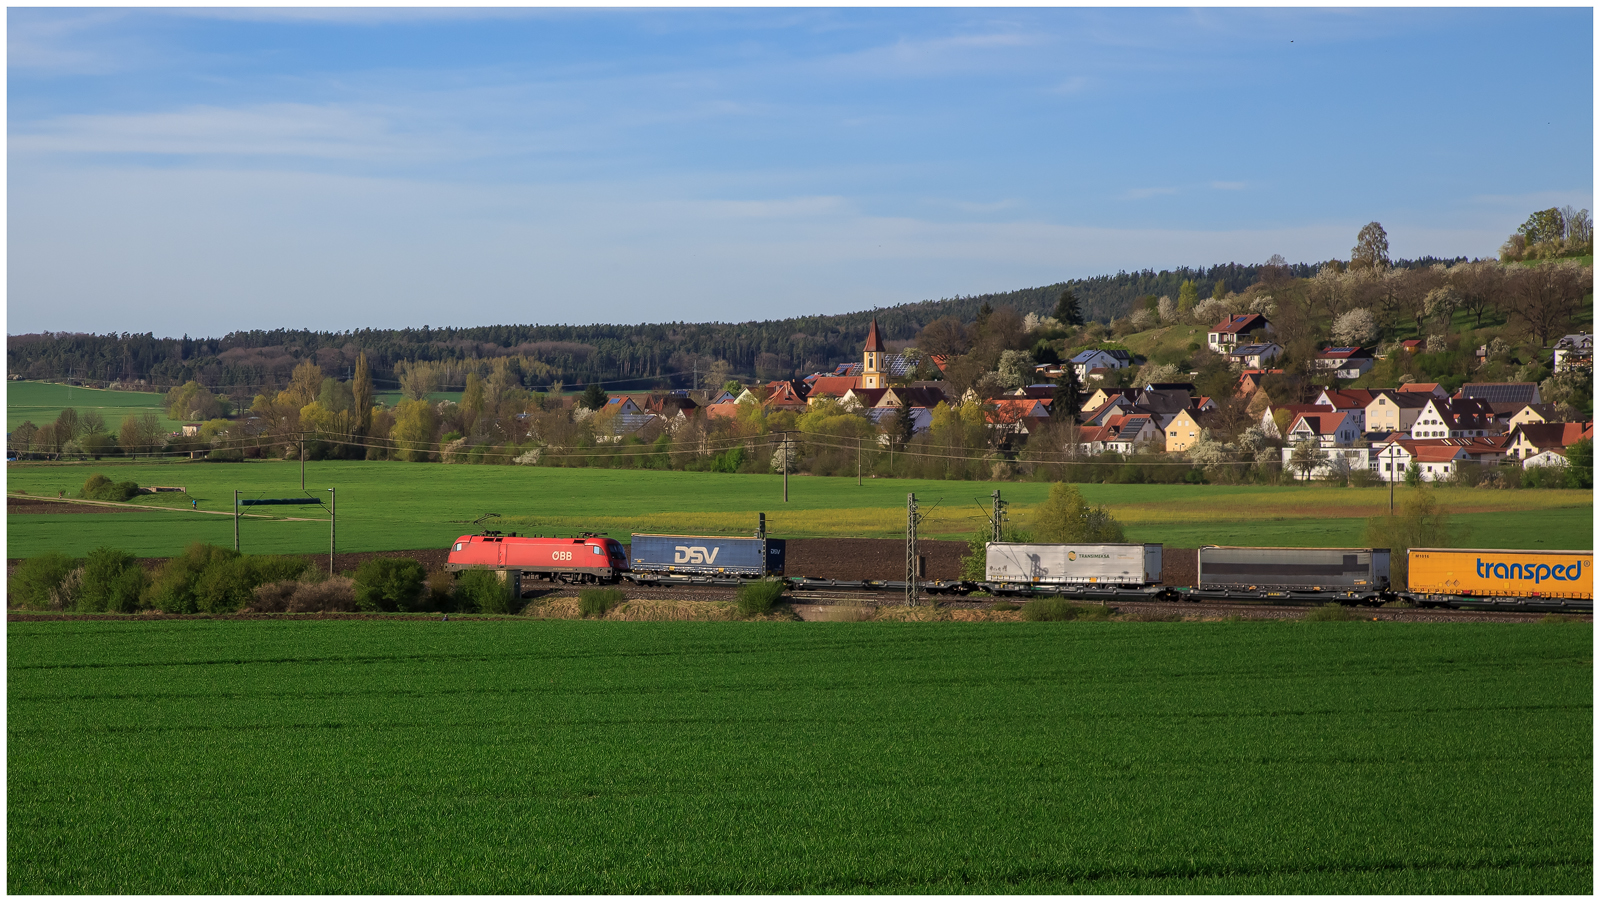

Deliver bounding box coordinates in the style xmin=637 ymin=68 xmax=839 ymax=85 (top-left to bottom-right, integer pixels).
xmin=861 ymin=319 xmax=887 ymax=389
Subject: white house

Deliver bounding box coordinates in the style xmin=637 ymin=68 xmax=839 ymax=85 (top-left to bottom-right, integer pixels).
xmin=1280 ymin=445 xmax=1372 ymax=480
xmin=1552 ymin=333 xmax=1592 ymax=373
xmin=1284 ymin=410 xmax=1362 ymax=448
xmin=1207 ymin=313 xmax=1274 ymax=353
xmin=1312 ymin=347 xmax=1376 ymax=380
xmin=1069 ymin=349 xmax=1132 ymax=381
xmin=1227 ymin=343 xmax=1283 ymax=369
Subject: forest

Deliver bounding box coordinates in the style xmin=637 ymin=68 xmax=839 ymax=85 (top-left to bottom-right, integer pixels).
xmin=6 ymin=256 xmax=1465 ymax=399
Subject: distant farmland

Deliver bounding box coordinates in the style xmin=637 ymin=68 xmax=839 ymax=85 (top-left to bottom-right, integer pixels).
xmin=5 ymin=460 xmax=1592 ymax=559
xmin=7 ymin=381 xmax=180 ymax=435
xmin=7 ymin=619 xmax=1591 ymax=893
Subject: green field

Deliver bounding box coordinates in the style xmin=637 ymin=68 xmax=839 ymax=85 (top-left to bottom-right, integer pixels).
xmin=6 ymin=381 xmax=181 ymax=434
xmin=7 ymin=619 xmax=1590 ymax=893
xmin=6 ymin=460 xmax=1592 ymax=558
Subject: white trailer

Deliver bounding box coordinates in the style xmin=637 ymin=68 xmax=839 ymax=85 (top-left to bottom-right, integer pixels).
xmin=985 ymin=543 xmax=1163 ymax=589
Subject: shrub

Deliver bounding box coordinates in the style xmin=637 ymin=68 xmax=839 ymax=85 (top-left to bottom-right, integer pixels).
xmin=78 ymin=547 xmax=147 ymax=613
xmin=290 ymin=577 xmax=357 ymax=612
xmin=455 ymin=569 xmax=516 ymax=614
xmin=353 ymin=557 xmax=427 ymax=612
xmin=424 ymin=569 xmax=455 ymax=610
xmin=1303 ymin=603 xmax=1354 ymax=622
xmin=248 ymin=580 xmax=300 ymax=613
xmin=80 ymin=474 xmax=141 ymax=502
xmin=10 ymin=552 xmax=78 ymax=611
xmin=579 ymin=587 xmax=626 ymax=618
xmin=736 ymin=579 xmax=786 ymax=617
xmin=1022 ymin=597 xmax=1109 ymax=621
xmin=147 ymin=543 xmax=239 ymax=614
xmin=250 ymin=576 xmax=359 ymax=613
xmin=205 ymin=449 xmax=244 ymax=463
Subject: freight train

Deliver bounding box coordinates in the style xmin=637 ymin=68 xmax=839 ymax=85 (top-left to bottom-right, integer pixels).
xmin=444 ymin=528 xmax=1591 ymax=612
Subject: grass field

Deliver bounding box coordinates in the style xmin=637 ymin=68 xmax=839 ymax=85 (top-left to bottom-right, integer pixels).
xmin=7 ymin=619 xmax=1591 ymax=893
xmin=6 ymin=381 xmax=182 ymax=435
xmin=6 ymin=460 xmax=1592 ymax=558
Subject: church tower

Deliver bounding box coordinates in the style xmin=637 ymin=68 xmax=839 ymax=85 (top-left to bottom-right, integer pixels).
xmin=861 ymin=319 xmax=887 ymax=389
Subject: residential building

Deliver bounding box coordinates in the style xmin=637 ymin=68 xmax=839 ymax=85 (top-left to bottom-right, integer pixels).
xmin=1371 ymin=437 xmax=1510 ymax=482
xmin=1207 ymin=313 xmax=1274 ymax=353
xmin=1313 ymin=388 xmax=1381 ymax=433
xmin=1456 ymin=382 xmax=1541 ymax=407
xmin=1410 ymin=397 xmax=1496 ymax=440
xmin=1080 ymin=387 xmax=1139 ymax=413
xmin=1506 ymin=403 xmax=1561 ymax=429
xmin=1280 ymin=445 xmax=1372 ymax=481
xmin=1364 ymin=391 xmax=1430 ymax=435
xmin=1552 ymin=333 xmax=1593 ymax=373
xmin=1312 ymin=346 xmax=1376 ymax=379
xmin=1235 ymin=368 xmax=1283 ymax=398
xmin=1228 ymin=342 xmax=1283 ymax=369
xmin=1285 ymin=409 xmax=1362 ymax=448
xmin=1069 ymin=349 xmax=1132 ymax=381
xmin=1506 ymin=421 xmax=1594 ymax=460
xmin=1098 ymin=413 xmax=1161 ymax=454
xmin=1165 ymin=409 xmax=1209 ymax=453
xmin=1397 ymin=382 xmax=1449 ymax=399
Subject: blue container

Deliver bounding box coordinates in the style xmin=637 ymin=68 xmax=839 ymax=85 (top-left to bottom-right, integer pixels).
xmin=628 ymin=534 xmax=786 ymax=577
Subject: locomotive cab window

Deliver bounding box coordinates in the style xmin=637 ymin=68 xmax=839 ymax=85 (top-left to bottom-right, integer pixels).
xmin=453 ymin=543 xmax=463 ymax=552
xmin=592 ymin=546 xmax=603 ymax=555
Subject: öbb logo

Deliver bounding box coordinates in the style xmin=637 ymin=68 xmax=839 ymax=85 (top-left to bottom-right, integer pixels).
xmin=674 ymin=546 xmax=721 ymax=565
xmin=1476 ymin=558 xmax=1585 ymax=584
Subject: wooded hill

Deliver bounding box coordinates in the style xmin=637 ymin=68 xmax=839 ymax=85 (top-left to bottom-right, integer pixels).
xmin=6 ymin=256 xmax=1468 ymax=397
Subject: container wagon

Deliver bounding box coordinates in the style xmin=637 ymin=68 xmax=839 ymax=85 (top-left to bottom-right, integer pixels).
xmin=1407 ymin=548 xmax=1592 ymax=609
xmin=985 ymin=543 xmax=1162 ymax=594
xmin=628 ymin=534 xmax=786 ymax=581
xmin=447 ymin=532 xmax=627 ymax=584
xmin=1196 ymin=546 xmax=1390 ymax=602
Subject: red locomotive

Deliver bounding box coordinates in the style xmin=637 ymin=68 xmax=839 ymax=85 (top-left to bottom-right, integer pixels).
xmin=447 ymin=531 xmax=627 ymax=584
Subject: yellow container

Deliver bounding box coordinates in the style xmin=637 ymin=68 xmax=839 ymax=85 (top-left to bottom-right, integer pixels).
xmin=1408 ymin=548 xmax=1593 ymax=600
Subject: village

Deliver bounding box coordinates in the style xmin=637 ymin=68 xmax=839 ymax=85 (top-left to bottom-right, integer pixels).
xmin=570 ymin=315 xmax=1593 ymax=486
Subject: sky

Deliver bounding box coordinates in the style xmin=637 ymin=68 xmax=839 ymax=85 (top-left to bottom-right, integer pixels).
xmin=6 ymin=6 xmax=1594 ymax=338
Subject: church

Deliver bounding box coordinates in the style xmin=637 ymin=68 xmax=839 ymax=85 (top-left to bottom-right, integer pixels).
xmin=805 ymin=319 xmax=917 ymax=398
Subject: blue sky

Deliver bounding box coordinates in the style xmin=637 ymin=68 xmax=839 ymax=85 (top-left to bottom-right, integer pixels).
xmin=7 ymin=7 xmax=1593 ymax=337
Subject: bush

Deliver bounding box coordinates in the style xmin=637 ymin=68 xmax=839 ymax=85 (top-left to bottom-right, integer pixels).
xmin=205 ymin=449 xmax=244 ymax=463
xmin=735 ymin=579 xmax=786 ymax=617
xmin=10 ymin=552 xmax=79 ymax=611
xmin=80 ymin=474 xmax=141 ymax=502
xmin=1303 ymin=603 xmax=1354 ymax=622
xmin=424 ymin=569 xmax=455 ymax=610
xmin=147 ymin=543 xmax=239 ymax=614
xmin=248 ymin=577 xmax=358 ymax=613
xmin=1022 ymin=597 xmax=1109 ymax=621
xmin=190 ymin=553 xmax=306 ymax=614
xmin=79 ymin=547 xmax=147 ymax=613
xmin=455 ymin=569 xmax=517 ymax=614
xmin=579 ymin=587 xmax=626 ymax=618
xmin=354 ymin=557 xmax=428 ymax=612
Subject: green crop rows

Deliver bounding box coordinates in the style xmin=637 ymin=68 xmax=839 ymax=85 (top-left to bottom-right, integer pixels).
xmin=7 ymin=460 xmax=1593 ymax=559
xmin=8 ymin=620 xmax=1591 ymax=893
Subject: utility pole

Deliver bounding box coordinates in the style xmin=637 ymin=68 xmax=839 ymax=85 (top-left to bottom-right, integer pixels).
xmin=329 ymin=487 xmax=336 ymax=577
xmin=233 ymin=490 xmax=240 ymax=552
xmin=991 ymin=489 xmax=1006 ymax=544
xmin=906 ymin=493 xmax=920 ymax=607
xmin=858 ymin=438 xmax=862 ymax=486
xmin=783 ymin=432 xmax=789 ymax=503
xmin=300 ymin=433 xmax=307 ymax=491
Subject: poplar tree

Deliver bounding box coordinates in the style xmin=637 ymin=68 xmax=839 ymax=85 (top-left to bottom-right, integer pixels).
xmin=352 ymin=352 xmax=374 ymax=436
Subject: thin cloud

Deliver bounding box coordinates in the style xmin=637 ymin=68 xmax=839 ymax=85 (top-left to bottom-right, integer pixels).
xmin=1127 ymin=187 xmax=1179 ymax=200
xmin=1211 ymin=181 xmax=1247 ymax=191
